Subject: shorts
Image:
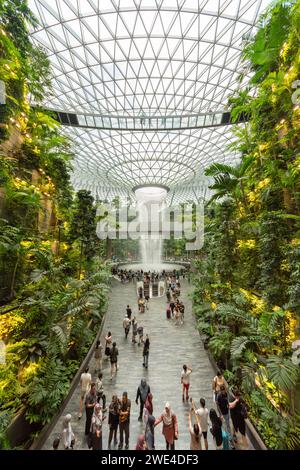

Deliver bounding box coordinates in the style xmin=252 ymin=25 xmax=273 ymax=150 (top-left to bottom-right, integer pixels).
xmin=183 ymin=383 xmax=190 ymax=391
xmin=232 ymin=417 xmax=246 ymax=436
xmin=80 ymin=390 xmax=87 ymax=400
xmin=202 ymin=431 xmax=208 ymax=440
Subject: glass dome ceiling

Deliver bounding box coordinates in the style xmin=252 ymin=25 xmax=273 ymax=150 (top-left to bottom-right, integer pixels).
xmin=28 ymin=0 xmax=270 ymax=202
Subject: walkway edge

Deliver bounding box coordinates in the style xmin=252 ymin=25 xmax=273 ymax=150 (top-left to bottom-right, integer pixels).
xmin=30 ymin=313 xmax=107 ymax=450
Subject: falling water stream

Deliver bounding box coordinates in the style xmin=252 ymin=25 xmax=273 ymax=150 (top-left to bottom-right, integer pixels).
xmin=134 ymin=186 xmax=167 ymax=271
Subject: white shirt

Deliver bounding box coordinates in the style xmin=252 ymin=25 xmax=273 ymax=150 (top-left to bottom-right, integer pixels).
xmin=195 ymin=407 xmax=209 ymax=432
xmin=123 ymin=317 xmax=131 ymax=328
xmin=181 ymin=369 xmax=192 ymax=384
xmin=80 ymin=372 xmax=91 ymax=393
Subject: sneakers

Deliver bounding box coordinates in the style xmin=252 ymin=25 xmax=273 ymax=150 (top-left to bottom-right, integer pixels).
xmin=125 ymin=444 xmax=129 ymax=450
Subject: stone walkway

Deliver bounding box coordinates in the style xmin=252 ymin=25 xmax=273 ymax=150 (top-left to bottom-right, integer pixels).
xmin=42 ymin=279 xmax=228 ymax=450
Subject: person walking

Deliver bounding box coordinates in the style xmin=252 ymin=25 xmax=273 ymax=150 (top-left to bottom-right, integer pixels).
xmin=105 ymin=331 xmax=113 ymax=359
xmin=143 ymin=392 xmax=153 ymax=424
xmin=145 ymin=415 xmax=156 ymax=450
xmin=137 ymin=324 xmax=144 ymax=346
xmin=136 ymin=379 xmax=151 ymax=422
xmin=110 ymin=342 xmax=119 ymax=380
xmin=85 ymin=383 xmax=97 ymax=436
xmin=229 ymin=389 xmax=249 ymax=449
xmin=142 ymin=334 xmax=150 ymax=368
xmin=181 ymin=364 xmax=192 ymax=401
xmin=78 ymin=366 xmax=92 ymax=419
xmin=126 ymin=305 xmax=132 ymax=320
xmin=195 ymin=398 xmax=209 ymax=450
xmin=212 ymin=370 xmax=227 ymax=402
xmin=62 ymin=414 xmax=75 ymax=449
xmin=217 ymin=385 xmax=233 ymax=445
xmin=90 ymin=404 xmax=106 ymax=450
xmin=188 ymin=408 xmax=202 ymax=450
xmin=209 ymin=408 xmax=223 ymax=450
xmin=108 ymin=395 xmax=119 ymax=450
xmin=170 ymin=301 xmax=175 ymax=318
xmin=131 ymin=317 xmax=138 ymax=343
xmin=155 ymin=403 xmax=178 ymax=450
xmin=95 ymin=372 xmax=106 ymax=410
xmin=118 ymin=392 xmax=131 ymax=450
xmin=94 ymin=340 xmax=103 ymax=373
xmin=123 ymin=315 xmax=131 ymax=339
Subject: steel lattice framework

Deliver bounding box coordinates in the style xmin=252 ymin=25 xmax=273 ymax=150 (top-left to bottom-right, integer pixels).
xmin=28 ymin=0 xmax=270 ymax=203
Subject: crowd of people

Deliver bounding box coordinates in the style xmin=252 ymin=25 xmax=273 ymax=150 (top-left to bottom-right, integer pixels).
xmin=112 ymin=267 xmax=187 ymax=284
xmin=52 ymin=269 xmax=249 ymax=451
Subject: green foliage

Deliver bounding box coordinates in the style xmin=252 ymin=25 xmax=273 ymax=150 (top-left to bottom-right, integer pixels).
xmin=0 ymin=411 xmax=12 ymax=449
xmin=193 ymin=0 xmax=300 ymax=449
xmin=26 ymin=358 xmax=73 ymax=425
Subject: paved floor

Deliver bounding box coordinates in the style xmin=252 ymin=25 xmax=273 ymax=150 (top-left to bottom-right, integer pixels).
xmin=42 ymin=279 xmax=224 ymax=450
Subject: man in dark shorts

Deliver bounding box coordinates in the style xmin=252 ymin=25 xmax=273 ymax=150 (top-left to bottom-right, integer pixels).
xmin=195 ymin=398 xmax=209 ymax=450
xmin=126 ymin=305 xmax=132 ymax=319
xmin=229 ymin=389 xmax=249 ymax=449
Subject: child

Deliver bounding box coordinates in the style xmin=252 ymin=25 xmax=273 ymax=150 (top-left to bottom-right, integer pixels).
xmin=95 ymin=372 xmax=106 ymax=411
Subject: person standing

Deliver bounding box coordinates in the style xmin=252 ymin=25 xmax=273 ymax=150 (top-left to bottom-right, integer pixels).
xmin=126 ymin=305 xmax=132 ymax=320
xmin=105 ymin=331 xmax=113 ymax=359
xmin=217 ymin=385 xmax=233 ymax=444
xmin=229 ymin=389 xmax=249 ymax=449
xmin=145 ymin=415 xmax=156 ymax=450
xmin=155 ymin=403 xmax=178 ymax=450
xmin=90 ymin=404 xmax=106 ymax=450
xmin=142 ymin=334 xmax=150 ymax=368
xmin=143 ymin=392 xmax=153 ymax=424
xmin=181 ymin=365 xmax=192 ymax=401
xmin=108 ymin=395 xmax=119 ymax=450
xmin=62 ymin=414 xmax=75 ymax=449
xmin=85 ymin=383 xmax=97 ymax=436
xmin=131 ymin=317 xmax=138 ymax=343
xmin=110 ymin=342 xmax=119 ymax=380
xmin=95 ymin=372 xmax=106 ymax=410
xmin=136 ymin=379 xmax=151 ymax=422
xmin=212 ymin=370 xmax=227 ymax=402
xmin=123 ymin=315 xmax=131 ymax=338
xmin=188 ymin=408 xmax=202 ymax=450
xmin=195 ymin=398 xmax=209 ymax=450
xmin=94 ymin=340 xmax=103 ymax=373
xmin=118 ymin=392 xmax=131 ymax=450
xmin=209 ymin=409 xmax=223 ymax=450
xmin=78 ymin=366 xmax=92 ymax=419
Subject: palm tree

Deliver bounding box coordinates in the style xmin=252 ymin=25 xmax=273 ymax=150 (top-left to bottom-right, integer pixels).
xmin=204 ymin=156 xmax=254 ymax=209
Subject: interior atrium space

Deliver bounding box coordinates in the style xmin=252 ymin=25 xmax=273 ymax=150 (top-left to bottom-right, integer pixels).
xmin=0 ymin=0 xmax=300 ymax=456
